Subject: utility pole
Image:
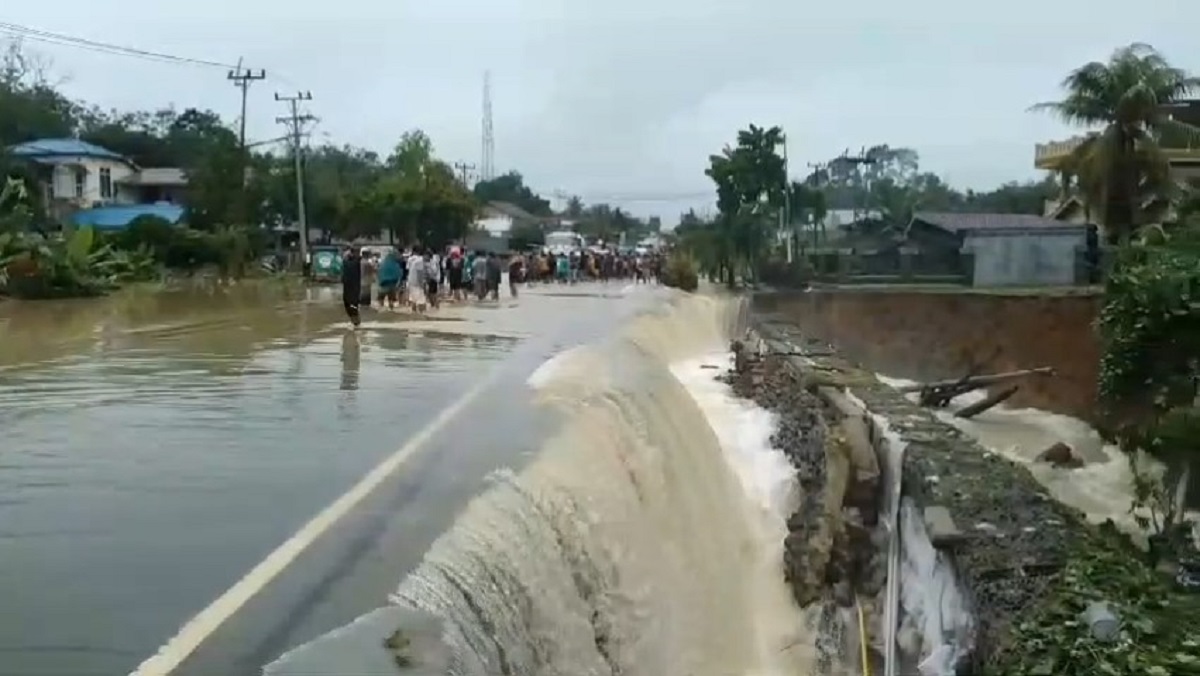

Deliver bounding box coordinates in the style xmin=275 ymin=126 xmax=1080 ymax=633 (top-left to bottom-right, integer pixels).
xmin=275 ymin=91 xmax=315 ymax=268
xmin=806 ymin=161 xmax=830 ymax=248
xmin=227 ymin=59 xmax=266 ymax=150
xmin=780 ymin=133 xmax=792 ymax=262
xmin=452 ymin=161 xmax=475 ymax=187
xmin=834 ymin=147 xmax=876 ymax=225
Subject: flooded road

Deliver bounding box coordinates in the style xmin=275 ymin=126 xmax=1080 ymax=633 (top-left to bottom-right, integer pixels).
xmin=0 ymin=281 xmax=651 ymax=676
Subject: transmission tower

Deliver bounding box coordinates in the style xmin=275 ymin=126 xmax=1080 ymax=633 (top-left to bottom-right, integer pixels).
xmin=481 ymin=70 xmax=495 ymax=181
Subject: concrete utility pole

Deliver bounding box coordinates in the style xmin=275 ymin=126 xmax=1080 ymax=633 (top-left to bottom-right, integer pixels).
xmin=275 ymin=91 xmax=315 ymax=267
xmin=452 ymin=161 xmax=475 ymax=187
xmin=780 ymin=133 xmax=792 ymax=262
xmin=227 ymin=59 xmax=266 ymax=150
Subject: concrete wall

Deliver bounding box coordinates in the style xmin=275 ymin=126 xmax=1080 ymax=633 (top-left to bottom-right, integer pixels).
xmin=754 ymin=289 xmax=1102 ymax=421
xmin=962 ymin=229 xmax=1084 ymax=287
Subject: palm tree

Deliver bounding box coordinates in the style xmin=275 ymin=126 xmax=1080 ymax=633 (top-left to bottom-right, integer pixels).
xmin=1031 ymin=43 xmax=1200 ymax=241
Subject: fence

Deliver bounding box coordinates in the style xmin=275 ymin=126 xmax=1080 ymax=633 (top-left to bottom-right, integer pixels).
xmin=760 ymin=251 xmax=974 ymax=287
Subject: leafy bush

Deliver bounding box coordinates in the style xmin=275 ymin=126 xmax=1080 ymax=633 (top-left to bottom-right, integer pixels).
xmin=991 ymin=524 xmax=1200 ymax=676
xmin=106 ymin=218 xmax=269 ymax=276
xmin=0 ymin=226 xmax=156 ymax=299
xmin=660 ymin=251 xmax=699 ymax=292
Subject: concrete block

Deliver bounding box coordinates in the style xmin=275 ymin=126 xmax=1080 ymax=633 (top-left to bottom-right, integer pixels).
xmin=263 ymin=606 xmax=451 ymax=676
xmin=923 ymin=505 xmax=966 ymax=549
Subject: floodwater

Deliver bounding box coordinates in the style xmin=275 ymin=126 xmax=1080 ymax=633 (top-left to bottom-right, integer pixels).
xmin=875 ymin=374 xmax=1200 ymax=543
xmin=0 ymin=280 xmax=664 ymax=676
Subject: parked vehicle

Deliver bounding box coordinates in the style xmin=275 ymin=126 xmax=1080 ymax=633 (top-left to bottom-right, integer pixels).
xmin=309 ymin=245 xmax=343 ymax=282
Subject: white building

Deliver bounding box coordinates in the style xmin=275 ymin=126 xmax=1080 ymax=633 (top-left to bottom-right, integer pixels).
xmin=8 ymin=138 xmax=188 ymax=228
xmin=471 ymin=201 xmax=540 ymax=236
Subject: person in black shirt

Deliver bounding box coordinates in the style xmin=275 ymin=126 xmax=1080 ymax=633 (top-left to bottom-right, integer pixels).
xmin=341 ymin=247 xmax=363 ymax=327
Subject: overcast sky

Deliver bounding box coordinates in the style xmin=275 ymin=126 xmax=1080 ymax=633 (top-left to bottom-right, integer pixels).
xmin=4 ymin=2 xmax=1196 ymax=220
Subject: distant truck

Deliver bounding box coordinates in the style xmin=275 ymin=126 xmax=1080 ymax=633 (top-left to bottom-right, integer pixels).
xmin=545 ymin=230 xmax=584 ymax=254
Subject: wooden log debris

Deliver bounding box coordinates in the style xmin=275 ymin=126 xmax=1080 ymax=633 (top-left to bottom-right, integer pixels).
xmin=955 ymin=385 xmax=1019 ymax=420
xmin=897 ymin=367 xmax=1055 ymax=394
xmin=900 ymin=367 xmax=1055 ymax=409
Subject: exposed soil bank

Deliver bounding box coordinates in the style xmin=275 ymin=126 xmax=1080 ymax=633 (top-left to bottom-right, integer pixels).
xmin=741 ymin=313 xmax=1200 ymax=675
xmin=753 ymin=288 xmax=1102 ymax=422
xmin=717 ymin=340 xmax=890 ymax=674
xmin=735 ymin=315 xmax=1081 ymax=672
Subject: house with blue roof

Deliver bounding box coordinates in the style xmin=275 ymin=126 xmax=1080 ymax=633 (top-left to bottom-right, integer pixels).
xmin=6 ymin=138 xmax=188 ymax=231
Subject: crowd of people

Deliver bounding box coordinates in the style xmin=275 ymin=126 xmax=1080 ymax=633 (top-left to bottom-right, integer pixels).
xmin=337 ymin=244 xmax=662 ymax=327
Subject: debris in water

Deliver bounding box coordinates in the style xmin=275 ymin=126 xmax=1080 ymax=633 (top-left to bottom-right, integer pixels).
xmin=382 ymin=629 xmax=412 ymax=669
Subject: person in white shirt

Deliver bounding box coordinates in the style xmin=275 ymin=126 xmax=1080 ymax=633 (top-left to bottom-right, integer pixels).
xmin=425 ymin=250 xmax=441 ymax=309
xmin=406 ymin=249 xmax=427 ymax=312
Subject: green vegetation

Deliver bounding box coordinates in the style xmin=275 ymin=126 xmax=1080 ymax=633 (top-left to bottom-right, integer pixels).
xmin=0 ymin=225 xmax=157 ymax=299
xmin=0 ymin=38 xmax=667 ymax=300
xmin=673 ymin=134 xmax=1063 ymax=287
xmin=987 ymin=44 xmax=1200 ymax=676
xmin=1096 ymin=223 xmax=1200 ymax=558
xmin=991 ymin=526 xmax=1200 ymax=676
xmin=1031 ymin=43 xmax=1200 ymax=243
xmin=659 ymin=251 xmax=699 ymax=292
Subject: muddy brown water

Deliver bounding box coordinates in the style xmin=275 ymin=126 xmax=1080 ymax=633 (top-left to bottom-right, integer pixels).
xmin=0 ymin=281 xmax=647 ymax=676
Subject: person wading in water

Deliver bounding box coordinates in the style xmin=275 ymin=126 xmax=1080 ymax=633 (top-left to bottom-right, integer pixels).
xmin=341 ymin=247 xmax=363 ymax=327
xmin=377 ymin=247 xmax=402 ymax=310
xmin=508 ymin=251 xmax=524 ymax=298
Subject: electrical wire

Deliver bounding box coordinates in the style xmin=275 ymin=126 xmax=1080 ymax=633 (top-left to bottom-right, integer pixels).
xmin=0 ymin=20 xmax=306 ymax=89
xmin=0 ymin=20 xmax=237 ymax=69
xmin=552 ymin=190 xmax=715 ymax=203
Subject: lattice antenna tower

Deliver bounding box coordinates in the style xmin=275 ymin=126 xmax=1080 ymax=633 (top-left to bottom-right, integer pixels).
xmin=481 ymin=70 xmax=495 ymax=181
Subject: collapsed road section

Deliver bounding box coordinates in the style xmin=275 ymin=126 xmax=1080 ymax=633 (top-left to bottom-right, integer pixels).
xmin=728 ymin=316 xmax=1087 ymax=675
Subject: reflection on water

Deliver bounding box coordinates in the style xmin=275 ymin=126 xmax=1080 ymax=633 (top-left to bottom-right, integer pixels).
xmin=340 ymin=331 xmax=360 ymax=391
xmin=0 ymin=282 xmax=530 ymax=676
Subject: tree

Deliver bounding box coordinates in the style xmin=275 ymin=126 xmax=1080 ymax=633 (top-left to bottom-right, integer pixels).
xmin=1096 ymin=222 xmax=1200 ymax=559
xmin=0 ymin=40 xmax=77 ymax=147
xmin=1031 ymin=43 xmax=1200 ymax=241
xmin=340 ymin=132 xmax=476 ymax=248
xmin=473 ymin=171 xmax=551 ymax=216
xmin=705 ymin=124 xmax=787 ymax=285
xmin=508 ymin=221 xmax=545 ymax=250
xmin=564 ymin=195 xmax=584 ymax=217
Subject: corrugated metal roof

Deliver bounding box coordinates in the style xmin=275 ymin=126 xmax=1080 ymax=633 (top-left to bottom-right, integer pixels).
xmin=914 ymin=211 xmax=1076 ymax=233
xmin=70 ymin=203 xmax=185 ymax=231
xmin=7 ymin=138 xmax=130 ymax=163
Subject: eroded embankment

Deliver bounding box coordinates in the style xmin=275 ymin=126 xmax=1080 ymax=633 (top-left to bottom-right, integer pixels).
xmin=718 ymin=339 xmax=889 ymax=674
xmin=725 ymin=316 xmax=1094 ymax=674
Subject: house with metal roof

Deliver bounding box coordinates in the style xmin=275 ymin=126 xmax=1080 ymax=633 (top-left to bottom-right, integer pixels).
xmin=908 ymin=212 xmax=1096 ymax=287
xmin=6 ymin=138 xmax=188 ymax=230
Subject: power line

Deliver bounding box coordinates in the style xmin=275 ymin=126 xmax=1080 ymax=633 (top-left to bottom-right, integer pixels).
xmin=552 ymin=189 xmax=714 ymax=203
xmin=0 ymin=20 xmax=238 ymax=69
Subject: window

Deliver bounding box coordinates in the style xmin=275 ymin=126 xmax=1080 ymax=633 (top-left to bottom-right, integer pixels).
xmin=74 ymin=168 xmax=85 ymax=199
xmin=99 ymin=167 xmax=112 ymax=199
